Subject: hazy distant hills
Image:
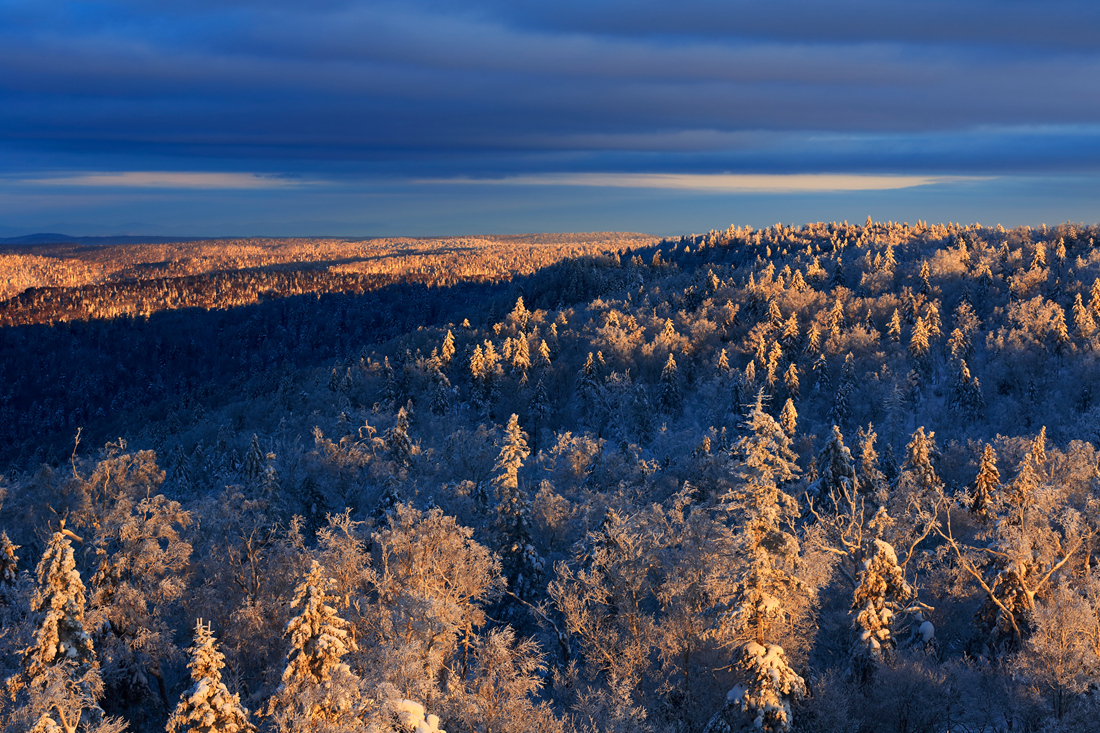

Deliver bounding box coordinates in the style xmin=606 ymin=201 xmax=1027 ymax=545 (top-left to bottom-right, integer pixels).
xmin=0 ymin=233 xmax=199 ymax=247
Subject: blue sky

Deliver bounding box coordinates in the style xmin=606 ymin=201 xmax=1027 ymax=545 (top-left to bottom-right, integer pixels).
xmin=3 ymin=0 xmax=1100 ymax=237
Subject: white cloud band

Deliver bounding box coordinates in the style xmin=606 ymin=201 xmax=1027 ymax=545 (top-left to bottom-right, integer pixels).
xmin=425 ymin=172 xmax=988 ymax=193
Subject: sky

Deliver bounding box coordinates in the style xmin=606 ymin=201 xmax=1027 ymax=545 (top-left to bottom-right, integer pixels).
xmin=3 ymin=0 xmax=1100 ymax=237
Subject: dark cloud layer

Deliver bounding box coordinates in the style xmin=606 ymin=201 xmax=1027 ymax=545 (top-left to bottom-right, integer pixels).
xmin=2 ymin=0 xmax=1100 ymax=233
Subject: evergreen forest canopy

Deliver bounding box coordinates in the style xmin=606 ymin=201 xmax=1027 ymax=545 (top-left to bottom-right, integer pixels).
xmin=3 ymin=218 xmax=1100 ymax=732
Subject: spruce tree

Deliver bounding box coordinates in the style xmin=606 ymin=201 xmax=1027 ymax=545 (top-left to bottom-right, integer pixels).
xmin=429 ymin=369 xmax=452 ymax=416
xmin=710 ymin=394 xmax=806 ymax=733
xmin=779 ymin=399 xmax=797 ymax=438
xmin=970 ymin=443 xmax=1000 ymax=521
xmin=536 ymin=339 xmax=552 ymax=368
xmin=493 ymin=418 xmax=541 ymax=601
xmin=811 ymin=354 xmax=830 ymax=395
xmin=511 ymin=335 xmax=530 ymax=384
xmin=851 ymin=539 xmax=912 ymax=676
xmin=168 ymin=620 xmax=255 ymax=733
xmin=243 ymin=434 xmax=265 ymax=486
xmin=888 ymin=309 xmax=902 ymax=342
xmin=783 ymin=363 xmax=799 ymax=399
xmin=855 ymin=424 xmax=886 ymax=502
xmin=1073 ymin=292 xmax=1096 ymax=341
xmin=716 ymin=348 xmax=731 ymax=376
xmin=385 ymin=407 xmax=413 ymax=468
xmin=267 ymin=561 xmax=363 ymax=731
xmin=813 ymin=426 xmax=856 ymax=499
xmin=0 ymin=530 xmax=18 ymax=590
xmin=440 ymin=329 xmax=456 ymax=367
xmin=25 ymin=525 xmax=96 ymax=683
xmin=659 ymin=352 xmax=682 ymax=414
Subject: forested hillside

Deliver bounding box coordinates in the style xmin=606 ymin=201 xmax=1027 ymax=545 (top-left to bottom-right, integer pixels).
xmin=3 ymin=219 xmax=1100 ymax=733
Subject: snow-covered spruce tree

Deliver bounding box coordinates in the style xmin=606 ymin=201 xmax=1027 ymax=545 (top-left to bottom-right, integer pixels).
xmin=439 ymin=329 xmax=456 ymax=368
xmin=10 ymin=524 xmax=111 ymax=733
xmin=576 ymin=352 xmax=600 ymax=416
xmin=386 ymin=407 xmax=414 ymax=469
xmin=493 ymin=414 xmax=543 ymax=601
xmin=707 ymin=393 xmax=807 ymax=733
xmin=811 ymin=425 xmax=856 ymax=499
xmin=659 ymin=352 xmax=682 ymax=414
xmin=24 ymin=524 xmax=96 ymax=684
xmin=527 ymin=377 xmax=550 ymax=453
xmin=969 ymin=443 xmax=1000 ymax=522
xmin=891 ymin=427 xmax=942 ymax=520
xmin=850 ymin=539 xmax=913 ymax=682
xmin=0 ymin=529 xmax=18 ymax=591
xmin=266 ymin=560 xmax=365 ymax=732
xmin=855 ymin=424 xmax=886 ymax=504
xmin=828 ymin=354 xmax=855 ymax=427
xmin=778 ymin=399 xmax=797 ymax=438
xmin=168 ymin=619 xmax=255 ymax=733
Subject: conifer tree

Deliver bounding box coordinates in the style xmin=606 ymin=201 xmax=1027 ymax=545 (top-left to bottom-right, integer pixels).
xmin=385 ymin=407 xmax=413 ymax=468
xmin=536 ymin=339 xmax=552 ymax=368
xmin=267 ymin=561 xmax=363 ymax=731
xmin=779 ymin=399 xmax=797 ymax=438
xmin=851 ymin=539 xmax=912 ymax=675
xmin=168 ymin=620 xmax=255 ymax=733
xmin=243 ymin=434 xmax=265 ymax=486
xmin=440 ymin=329 xmax=456 ymax=367
xmin=710 ymin=394 xmax=806 ymax=733
xmin=909 ymin=316 xmax=930 ymax=369
xmin=970 ymin=443 xmax=1000 ymax=521
xmin=783 ymin=363 xmax=799 ymax=399
xmin=632 ymin=383 xmax=656 ymax=445
xmin=511 ymin=335 xmax=530 ymax=384
xmin=1073 ymin=292 xmax=1096 ymax=341
xmin=949 ymin=359 xmax=984 ymax=421
xmin=893 ymin=427 xmax=942 ymax=513
xmin=811 ymin=354 xmax=830 ymax=395
xmin=766 ymin=342 xmax=783 ymax=388
xmin=576 ymin=352 xmax=599 ymax=413
xmin=855 ymin=424 xmax=886 ymax=502
xmin=1051 ymin=303 xmax=1070 ymax=352
xmin=780 ymin=315 xmax=799 ymax=350
xmin=716 ymin=348 xmax=731 ymax=376
xmin=741 ymin=360 xmax=757 ymax=397
xmin=0 ymin=529 xmax=18 ymax=590
xmin=527 ymin=377 xmax=550 ymax=453
xmin=768 ymin=299 xmax=783 ymax=326
xmin=659 ymin=352 xmax=682 ymax=414
xmin=827 ymin=296 xmax=845 ymax=344
xmin=829 ymin=354 xmax=855 ymax=426
xmin=918 ymin=261 xmax=932 ymax=296
xmin=25 ymin=525 xmax=96 ymax=683
xmin=429 ymin=369 xmax=452 ymax=416
xmin=813 ymin=426 xmax=856 ymax=499
xmin=805 ymin=323 xmax=822 ymax=355
xmin=924 ymin=301 xmax=942 ymax=340
xmin=887 ymin=309 xmax=902 ymax=342
xmin=382 ymin=356 xmax=399 ymax=405
xmin=494 ymin=416 xmax=542 ymax=600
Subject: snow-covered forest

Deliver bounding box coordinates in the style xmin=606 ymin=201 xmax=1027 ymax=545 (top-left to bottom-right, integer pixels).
xmin=4 ymin=218 xmax=1100 ymax=732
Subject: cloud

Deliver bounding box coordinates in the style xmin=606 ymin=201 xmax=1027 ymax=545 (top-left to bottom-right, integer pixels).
xmin=22 ymin=171 xmax=307 ymax=189
xmin=423 ymin=172 xmax=987 ymax=193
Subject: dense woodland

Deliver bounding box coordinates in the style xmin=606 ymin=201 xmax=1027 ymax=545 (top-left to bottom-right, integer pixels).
xmin=3 ymin=219 xmax=1100 ymax=732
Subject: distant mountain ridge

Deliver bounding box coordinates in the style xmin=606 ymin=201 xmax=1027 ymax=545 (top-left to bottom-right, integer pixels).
xmin=0 ymin=233 xmax=199 ymax=246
